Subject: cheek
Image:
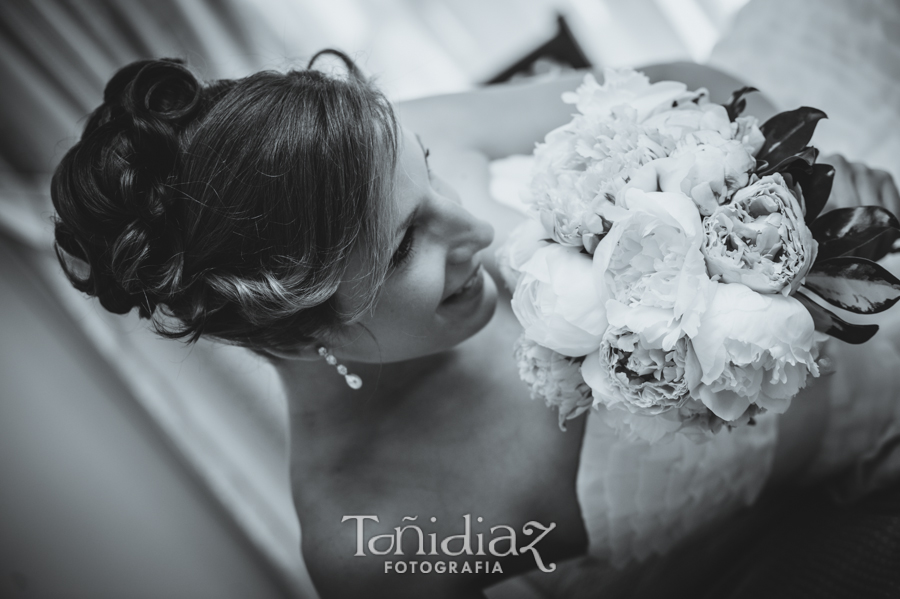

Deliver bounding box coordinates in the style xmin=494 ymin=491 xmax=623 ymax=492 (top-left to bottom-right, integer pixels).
xmin=374 ymin=263 xmax=446 ymax=327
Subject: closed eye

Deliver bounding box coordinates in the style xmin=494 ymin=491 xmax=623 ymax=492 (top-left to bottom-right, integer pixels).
xmin=389 ymin=225 xmax=416 ymax=269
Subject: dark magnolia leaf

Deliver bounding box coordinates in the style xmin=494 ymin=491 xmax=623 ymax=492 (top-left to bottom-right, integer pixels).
xmin=725 ymin=86 xmax=758 ymax=121
xmin=757 ymin=146 xmax=818 ymax=177
xmin=817 ymin=227 xmax=900 ymax=262
xmin=790 ymin=163 xmax=834 ymax=223
xmin=758 ymin=107 xmax=828 ymax=168
xmin=795 ymin=291 xmax=879 ymax=344
xmin=806 ymin=256 xmax=900 ymax=314
xmin=810 ymin=206 xmax=900 ymax=241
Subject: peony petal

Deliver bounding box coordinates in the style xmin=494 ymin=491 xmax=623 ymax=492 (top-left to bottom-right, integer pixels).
xmin=692 ymin=283 xmax=816 ymax=384
xmin=631 ymin=81 xmax=691 ymax=121
xmin=624 ymin=190 xmax=703 ymax=238
xmin=512 ymin=244 xmax=608 ymax=357
xmin=696 ymin=385 xmax=751 ymax=421
xmin=606 ymin=301 xmax=680 ymax=349
xmin=580 ymin=349 xmax=606 ymax=405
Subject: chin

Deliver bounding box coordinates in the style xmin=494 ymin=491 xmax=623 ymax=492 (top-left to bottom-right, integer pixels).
xmin=384 ymin=274 xmax=501 ymax=363
xmin=457 ymin=271 xmax=499 ymax=342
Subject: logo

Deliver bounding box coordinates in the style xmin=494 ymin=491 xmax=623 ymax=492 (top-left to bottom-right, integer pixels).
xmin=342 ymin=514 xmax=557 ymax=575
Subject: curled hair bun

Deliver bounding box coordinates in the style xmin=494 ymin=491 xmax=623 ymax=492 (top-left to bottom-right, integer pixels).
xmin=53 ymin=51 xmax=399 ymax=354
xmin=53 ymin=58 xmax=206 ymax=317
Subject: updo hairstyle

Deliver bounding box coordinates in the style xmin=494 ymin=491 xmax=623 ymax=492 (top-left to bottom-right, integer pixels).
xmin=51 ymin=51 xmax=399 ymax=354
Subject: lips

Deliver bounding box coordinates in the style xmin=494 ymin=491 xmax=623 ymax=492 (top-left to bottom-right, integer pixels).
xmin=443 ymin=264 xmax=483 ymax=303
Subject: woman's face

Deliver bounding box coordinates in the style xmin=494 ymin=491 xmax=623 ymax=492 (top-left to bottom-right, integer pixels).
xmin=331 ymin=127 xmax=497 ymax=363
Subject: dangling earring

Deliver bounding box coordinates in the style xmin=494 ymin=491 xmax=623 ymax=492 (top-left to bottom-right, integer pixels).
xmin=317 ymin=346 xmax=363 ymax=389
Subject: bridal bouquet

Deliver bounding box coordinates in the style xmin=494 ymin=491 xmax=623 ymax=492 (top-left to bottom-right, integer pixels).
xmin=498 ymin=68 xmax=900 ymax=443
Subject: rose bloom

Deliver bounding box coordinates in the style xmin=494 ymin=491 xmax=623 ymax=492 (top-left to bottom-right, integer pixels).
xmin=514 ymin=336 xmax=594 ymax=430
xmin=595 ymin=188 xmax=713 ymax=346
xmin=702 ymin=173 xmax=818 ymax=295
xmin=581 ymin=325 xmax=701 ymax=417
xmin=511 ymin=243 xmax=608 ymax=357
xmin=690 ymin=283 xmax=821 ymax=421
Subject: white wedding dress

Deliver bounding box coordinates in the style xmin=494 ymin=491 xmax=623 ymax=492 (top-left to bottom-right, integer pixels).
xmin=489 ymin=155 xmax=900 ymax=572
xmin=576 ymin=332 xmax=900 ymax=567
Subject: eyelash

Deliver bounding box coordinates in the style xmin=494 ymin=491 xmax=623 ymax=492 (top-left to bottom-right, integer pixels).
xmin=389 ymin=146 xmax=431 ymax=269
xmin=390 ymin=226 xmax=416 ymax=269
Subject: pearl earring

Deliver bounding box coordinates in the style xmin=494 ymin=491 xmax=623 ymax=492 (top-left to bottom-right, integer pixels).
xmin=317 ymin=346 xmax=362 ymax=389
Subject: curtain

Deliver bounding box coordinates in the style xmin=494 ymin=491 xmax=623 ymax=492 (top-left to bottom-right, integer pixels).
xmin=0 ymin=2 xmax=320 ymax=596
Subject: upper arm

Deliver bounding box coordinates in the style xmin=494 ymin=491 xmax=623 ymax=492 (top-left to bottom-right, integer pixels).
xmin=396 ymin=72 xmax=587 ymax=159
xmin=396 ymin=62 xmax=779 ymax=160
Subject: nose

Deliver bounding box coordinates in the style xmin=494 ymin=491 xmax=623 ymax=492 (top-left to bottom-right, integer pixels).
xmin=437 ymin=194 xmax=495 ymax=265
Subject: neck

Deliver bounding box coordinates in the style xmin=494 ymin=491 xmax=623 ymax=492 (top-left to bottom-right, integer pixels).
xmin=275 ymin=350 xmax=456 ymax=431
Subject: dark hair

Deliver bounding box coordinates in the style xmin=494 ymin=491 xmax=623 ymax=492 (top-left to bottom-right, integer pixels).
xmin=51 ymin=51 xmax=399 ymax=354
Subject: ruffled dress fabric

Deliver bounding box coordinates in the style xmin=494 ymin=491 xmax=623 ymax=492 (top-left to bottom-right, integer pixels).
xmin=574 ymin=324 xmax=900 ymax=568
xmin=576 ymin=409 xmax=778 ymax=567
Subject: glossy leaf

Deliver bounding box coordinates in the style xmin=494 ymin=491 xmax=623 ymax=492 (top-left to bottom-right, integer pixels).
xmin=790 ymin=163 xmax=835 ymax=223
xmin=806 ymin=257 xmax=900 ymax=314
xmin=817 ymin=226 xmax=900 ymax=262
xmin=795 ymin=291 xmax=879 ymax=344
xmin=758 ymin=107 xmax=828 ymax=169
xmin=757 ymin=146 xmax=818 ymax=177
xmin=810 ymin=206 xmax=900 ymax=241
xmin=724 ymin=86 xmax=758 ymax=121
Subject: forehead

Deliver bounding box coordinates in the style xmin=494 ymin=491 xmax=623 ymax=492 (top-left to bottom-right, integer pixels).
xmin=386 ymin=127 xmax=426 ymax=223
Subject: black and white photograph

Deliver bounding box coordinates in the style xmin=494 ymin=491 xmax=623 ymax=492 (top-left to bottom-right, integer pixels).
xmin=2 ymin=1 xmax=900 ymax=598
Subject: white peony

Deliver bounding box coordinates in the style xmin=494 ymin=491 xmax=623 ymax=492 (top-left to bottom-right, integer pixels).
xmin=702 ymin=173 xmax=818 ymax=296
xmin=528 ymin=105 xmax=666 ymax=249
xmin=514 ymin=335 xmax=593 ymax=431
xmin=511 ymin=243 xmax=608 ymax=357
xmin=733 ymin=115 xmax=765 ymax=156
xmin=561 ymin=68 xmax=691 ymax=123
xmin=581 ymin=325 xmax=701 ymax=416
xmin=690 ymin=283 xmax=821 ymax=421
xmin=594 ymin=188 xmax=713 ymax=346
xmin=527 ymin=68 xmax=692 ymax=251
xmin=495 ymin=218 xmax=553 ymax=292
xmin=642 ymin=101 xmax=734 ymax=143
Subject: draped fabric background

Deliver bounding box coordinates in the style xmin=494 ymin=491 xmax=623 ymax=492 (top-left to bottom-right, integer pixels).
xmin=1 ymin=1 xmax=898 ymax=598
xmin=708 ymin=0 xmax=900 ymax=185
xmin=0 ymin=3 xmax=323 ymax=596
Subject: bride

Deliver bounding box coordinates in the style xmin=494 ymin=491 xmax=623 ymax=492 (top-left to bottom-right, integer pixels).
xmin=51 ymin=50 xmax=900 ymax=598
